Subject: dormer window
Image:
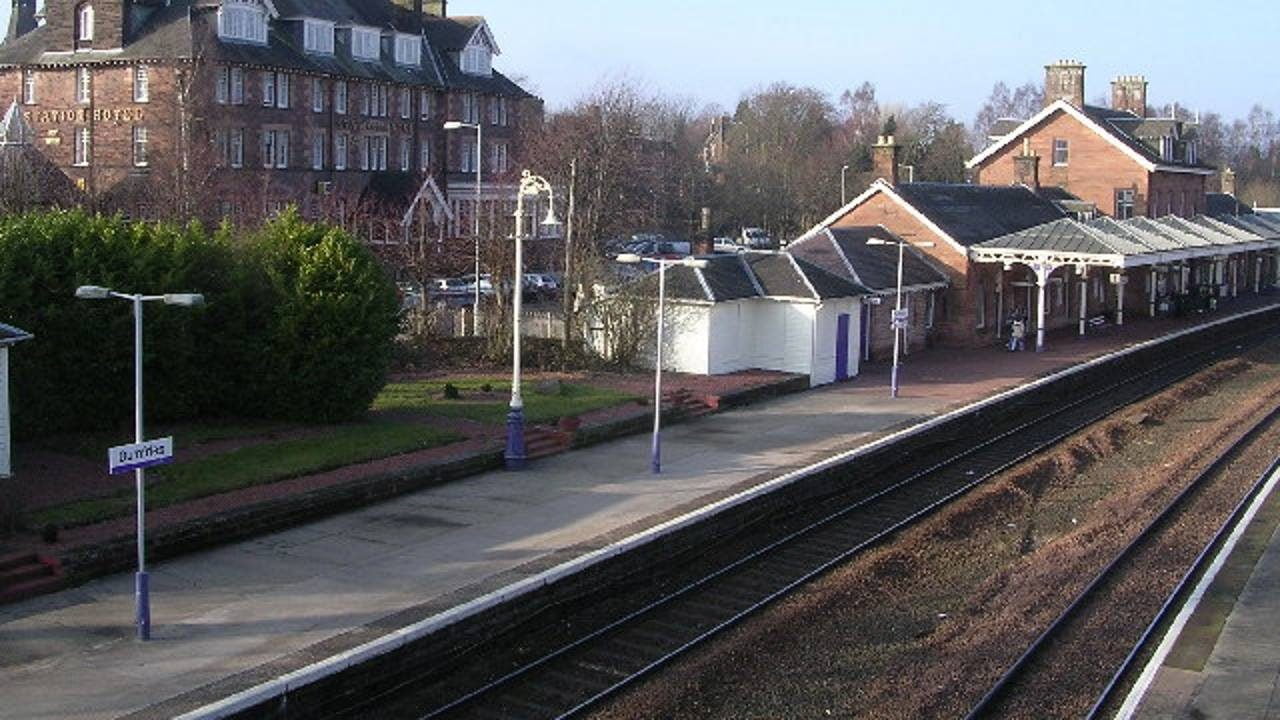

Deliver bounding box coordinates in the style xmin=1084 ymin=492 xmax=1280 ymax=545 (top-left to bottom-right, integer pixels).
xmin=1186 ymin=140 xmax=1198 ymax=165
xmin=461 ymin=45 xmax=491 ymax=76
xmin=76 ymin=4 xmax=94 ymax=42
xmin=218 ymin=1 xmax=268 ymax=45
xmin=351 ymin=26 xmax=380 ymax=61
xmin=1159 ymin=136 xmax=1174 ymax=162
xmin=303 ymin=19 xmax=334 ymax=55
xmin=394 ymin=33 xmax=420 ymax=66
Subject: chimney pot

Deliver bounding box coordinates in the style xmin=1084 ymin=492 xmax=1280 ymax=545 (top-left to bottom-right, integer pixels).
xmin=1111 ymin=74 xmax=1148 ymax=118
xmin=872 ymin=135 xmax=900 ymax=186
xmin=1044 ymin=60 xmax=1086 ymax=109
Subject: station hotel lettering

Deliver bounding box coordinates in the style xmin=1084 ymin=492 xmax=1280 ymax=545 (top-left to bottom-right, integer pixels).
xmin=0 ymin=0 xmax=540 ymax=243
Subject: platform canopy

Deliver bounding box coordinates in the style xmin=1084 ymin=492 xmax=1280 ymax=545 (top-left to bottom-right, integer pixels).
xmin=970 ymin=213 xmax=1280 ymax=270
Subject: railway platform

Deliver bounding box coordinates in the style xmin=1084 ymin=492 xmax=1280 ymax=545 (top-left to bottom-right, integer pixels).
xmin=1 ymin=298 xmax=1278 ymax=720
xmin=1125 ymin=468 xmax=1280 ymax=720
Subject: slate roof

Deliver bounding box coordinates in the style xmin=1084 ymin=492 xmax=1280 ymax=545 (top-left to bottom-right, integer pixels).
xmin=1079 ymin=105 xmax=1213 ymax=171
xmin=975 ymin=213 xmax=1280 ymax=262
xmin=891 ymin=182 xmax=1066 ymax=247
xmin=805 ymin=226 xmax=949 ymax=293
xmin=1206 ymin=193 xmax=1253 ymax=216
xmin=972 ymin=217 xmax=1149 ymax=256
xmin=0 ymin=1 xmax=533 ymax=98
xmin=0 ymin=322 xmax=32 ymax=347
xmin=624 ymin=251 xmax=870 ymax=304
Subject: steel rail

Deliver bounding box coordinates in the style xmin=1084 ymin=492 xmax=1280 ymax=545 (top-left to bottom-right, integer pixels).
xmin=963 ymin=403 xmax=1280 ymax=720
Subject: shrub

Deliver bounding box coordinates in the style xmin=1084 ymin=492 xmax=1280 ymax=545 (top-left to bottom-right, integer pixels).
xmin=442 ymin=382 xmax=461 ymax=399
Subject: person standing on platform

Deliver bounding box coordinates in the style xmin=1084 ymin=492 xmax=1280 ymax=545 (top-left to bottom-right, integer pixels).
xmin=1009 ymin=318 xmax=1026 ymax=352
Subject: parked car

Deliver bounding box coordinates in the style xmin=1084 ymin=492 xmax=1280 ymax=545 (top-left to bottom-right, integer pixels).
xmin=739 ymin=227 xmax=774 ymax=250
xmin=524 ymin=273 xmax=561 ymax=296
xmin=713 ymin=237 xmax=744 ymax=254
xmin=428 ymin=277 xmax=469 ymax=297
xmin=628 ymin=239 xmax=692 ymax=258
xmin=459 ymin=273 xmax=494 ymax=296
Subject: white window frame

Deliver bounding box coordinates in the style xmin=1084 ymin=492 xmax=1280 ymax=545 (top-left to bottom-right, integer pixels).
xmin=1052 ymin=138 xmax=1069 ymax=166
xmin=334 ymin=132 xmax=347 ymax=170
xmin=460 ymin=137 xmax=478 ymax=173
xmin=261 ymin=71 xmax=275 ymax=107
xmin=230 ymin=128 xmax=244 ymax=168
xmin=312 ymin=130 xmax=326 ymax=170
xmin=133 ymin=66 xmax=149 ymax=103
xmin=132 ymin=126 xmax=148 ymax=167
xmin=1160 ymin=136 xmax=1174 ymax=162
xmin=461 ymin=45 xmax=491 ymax=76
xmin=420 ymin=141 xmax=430 ymax=171
xmin=394 ymin=33 xmax=420 ymax=66
xmin=217 ymin=2 xmax=268 ymax=45
xmin=230 ymin=68 xmax=245 ymax=104
xmin=76 ymin=67 xmax=91 ymax=104
xmin=399 ymin=137 xmax=411 ymax=172
xmin=303 ymin=19 xmax=335 ymax=55
xmin=334 ymin=80 xmax=347 ymax=115
xmin=1115 ymin=188 xmax=1135 ymax=219
xmin=359 ymin=84 xmax=371 ymax=116
xmin=1186 ymin=140 xmax=1198 ymax=165
xmin=311 ymin=77 xmax=324 ymax=113
xmin=399 ymin=87 xmax=411 ymax=119
xmin=351 ymin=26 xmax=380 ymax=61
xmin=73 ymin=127 xmax=90 ymax=166
xmin=419 ymin=89 xmax=431 ymax=120
xmin=77 ymin=3 xmax=94 ymax=42
xmin=22 ymin=69 xmax=36 ymax=105
xmin=461 ymin=93 xmax=478 ymax=124
xmin=216 ymin=67 xmax=229 ymax=104
xmin=490 ymin=140 xmax=508 ymax=173
xmin=214 ymin=129 xmax=228 ymax=166
xmin=275 ymin=72 xmax=290 ymax=109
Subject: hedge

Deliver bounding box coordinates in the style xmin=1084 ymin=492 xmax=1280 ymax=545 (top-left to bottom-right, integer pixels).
xmin=0 ymin=209 xmax=399 ymax=436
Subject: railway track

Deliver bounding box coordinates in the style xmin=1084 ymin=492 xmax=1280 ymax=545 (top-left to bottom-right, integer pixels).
xmin=964 ymin=402 xmax=1280 ymax=720
xmin=345 ymin=325 xmax=1279 ymax=720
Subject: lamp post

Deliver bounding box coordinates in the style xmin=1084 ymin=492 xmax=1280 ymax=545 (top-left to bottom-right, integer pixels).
xmin=507 ymin=170 xmax=561 ymax=470
xmin=865 ymin=238 xmax=934 ymax=399
xmin=444 ymin=120 xmax=482 ymax=336
xmin=841 ymin=164 xmax=850 ymax=205
xmin=74 ymin=285 xmax=204 ymax=641
xmin=616 ymin=253 xmax=708 ymax=473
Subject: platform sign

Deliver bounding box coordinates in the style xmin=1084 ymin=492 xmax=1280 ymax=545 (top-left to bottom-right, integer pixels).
xmin=109 ymin=437 xmax=174 ymax=475
xmin=891 ymin=308 xmax=909 ymax=321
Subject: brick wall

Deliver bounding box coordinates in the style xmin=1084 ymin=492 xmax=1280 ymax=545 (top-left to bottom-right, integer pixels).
xmin=1147 ymin=171 xmax=1207 ymax=217
xmin=974 ymin=110 xmax=1151 ymax=218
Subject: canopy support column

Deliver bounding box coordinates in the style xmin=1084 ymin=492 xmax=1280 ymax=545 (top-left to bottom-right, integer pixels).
xmin=996 ymin=270 xmax=1004 ymax=339
xmin=1115 ymin=272 xmax=1126 ymax=326
xmin=1077 ymin=266 xmax=1088 ymax=336
xmin=1149 ymin=268 xmax=1158 ymax=318
xmin=1257 ymin=255 xmax=1263 ymax=294
xmin=1030 ymin=261 xmax=1058 ymax=352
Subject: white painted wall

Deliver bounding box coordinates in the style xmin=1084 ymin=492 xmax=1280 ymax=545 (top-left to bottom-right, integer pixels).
xmin=811 ymin=298 xmax=862 ymax=386
xmin=660 ymin=303 xmax=711 ymax=374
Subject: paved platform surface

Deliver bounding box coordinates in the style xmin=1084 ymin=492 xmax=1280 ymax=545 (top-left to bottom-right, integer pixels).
xmin=0 ymin=303 xmax=1274 ymax=720
xmin=1131 ymin=480 xmax=1280 ymax=720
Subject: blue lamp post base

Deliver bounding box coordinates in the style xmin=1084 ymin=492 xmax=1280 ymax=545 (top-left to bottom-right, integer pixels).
xmin=135 ymin=570 xmax=151 ymax=641
xmin=505 ymin=406 xmax=526 ymax=470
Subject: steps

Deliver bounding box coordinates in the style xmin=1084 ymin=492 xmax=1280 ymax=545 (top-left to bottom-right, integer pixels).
xmin=0 ymin=552 xmax=63 ymax=604
xmin=662 ymin=388 xmax=716 ymax=418
xmin=523 ymin=427 xmax=573 ymax=459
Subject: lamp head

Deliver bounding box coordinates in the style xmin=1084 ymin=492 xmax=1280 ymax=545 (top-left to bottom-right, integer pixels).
xmin=442 ymin=121 xmax=466 ymax=130
xmin=865 ymin=238 xmax=892 ymax=247
xmin=616 ymin=253 xmax=642 ymax=264
xmin=539 ymin=206 xmax=562 ymax=239
xmin=163 ymin=293 xmax=205 ymax=307
xmin=75 ymin=285 xmax=111 ymax=300
xmin=680 ymin=258 xmax=709 ymax=269
xmin=913 ymin=241 xmax=936 ymax=248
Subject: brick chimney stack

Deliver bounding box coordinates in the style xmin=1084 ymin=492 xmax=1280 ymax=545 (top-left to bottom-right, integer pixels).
xmin=872 ymin=134 xmax=900 ymax=186
xmin=8 ymin=0 xmax=38 ymax=39
xmin=1044 ymin=60 xmax=1086 ymax=109
xmin=1111 ymin=75 xmax=1148 ymax=117
xmin=1013 ymin=139 xmax=1040 ymax=190
xmin=1220 ymin=168 xmax=1237 ymax=197
xmin=425 ymin=0 xmax=448 ymax=16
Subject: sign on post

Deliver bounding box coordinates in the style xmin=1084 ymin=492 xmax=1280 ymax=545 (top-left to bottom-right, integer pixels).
xmin=109 ymin=437 xmax=174 ymax=475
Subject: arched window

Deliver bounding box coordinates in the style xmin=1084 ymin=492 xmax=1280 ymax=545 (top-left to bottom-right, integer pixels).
xmin=76 ymin=3 xmax=94 ymax=42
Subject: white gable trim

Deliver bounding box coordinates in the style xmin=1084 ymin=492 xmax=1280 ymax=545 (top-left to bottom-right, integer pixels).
xmin=965 ymin=100 xmax=1158 ymax=173
xmin=822 ymin=229 xmax=864 ymax=286
xmin=691 ymin=267 xmax=715 ymax=302
xmin=786 ymin=253 xmax=822 ymax=300
xmin=465 ymin=20 xmax=501 ymax=56
xmin=736 ymin=255 xmax=766 ymax=296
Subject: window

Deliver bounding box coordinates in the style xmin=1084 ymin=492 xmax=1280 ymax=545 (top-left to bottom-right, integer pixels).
xmin=351 ymin=27 xmax=380 ymax=61
xmin=419 ymin=89 xmax=431 ymax=120
xmin=262 ymin=128 xmax=288 ymax=169
xmin=22 ymin=69 xmax=35 ymax=104
xmin=399 ymin=87 xmax=411 ymax=119
xmin=132 ymin=126 xmax=148 ymax=166
xmin=217 ymin=2 xmax=268 ymax=44
xmin=312 ymin=130 xmax=326 ymax=170
xmin=335 ymin=80 xmax=347 ymax=114
xmin=73 ymin=127 xmax=90 ymax=166
xmin=1052 ymin=138 xmax=1069 ymax=166
xmin=360 ymin=135 xmax=387 ymax=171
xmin=394 ymin=34 xmax=420 ymax=66
xmin=490 ymin=141 xmax=509 ymax=173
xmin=489 ymin=96 xmax=509 ymax=126
xmin=230 ymin=129 xmax=244 ymax=167
xmin=77 ymin=3 xmax=94 ymax=42
xmin=334 ymin=132 xmax=347 ymax=170
xmin=1159 ymin=136 xmax=1174 ymax=162
xmin=374 ymin=85 xmax=388 ymax=117
xmin=420 ymin=141 xmax=430 ymax=171
xmin=132 ymin=66 xmax=149 ymax=102
xmin=460 ymin=138 xmax=478 ymax=173
xmin=1115 ymin=188 xmax=1135 ymax=219
xmin=274 ymin=72 xmax=290 ymax=109
xmin=216 ymin=67 xmax=229 ymax=104
xmin=359 ymin=84 xmax=371 ymax=116
xmin=214 ymin=129 xmax=228 ymax=166
xmin=303 ymin=19 xmax=334 ymax=55
xmin=399 ymin=137 xmax=411 ymax=171
xmin=1187 ymin=141 xmax=1198 ymax=165
xmin=262 ymin=72 xmax=275 ymax=107
xmin=461 ymin=93 xmax=479 ymax=123
xmin=461 ymin=45 xmax=491 ymax=76
xmin=76 ymin=68 xmax=91 ymax=104
xmin=311 ymin=77 xmax=324 ymax=113
xmin=230 ymin=68 xmax=245 ymax=104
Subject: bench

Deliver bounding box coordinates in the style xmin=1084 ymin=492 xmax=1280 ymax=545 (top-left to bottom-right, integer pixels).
xmin=1087 ymin=315 xmax=1113 ymax=334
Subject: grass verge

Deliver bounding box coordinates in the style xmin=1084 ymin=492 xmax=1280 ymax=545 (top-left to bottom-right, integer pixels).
xmin=29 ymin=422 xmax=462 ymax=529
xmin=373 ymin=378 xmax=639 ymax=425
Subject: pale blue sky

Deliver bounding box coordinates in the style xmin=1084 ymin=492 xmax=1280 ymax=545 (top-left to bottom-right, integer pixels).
xmin=6 ymin=1 xmax=1275 ymax=122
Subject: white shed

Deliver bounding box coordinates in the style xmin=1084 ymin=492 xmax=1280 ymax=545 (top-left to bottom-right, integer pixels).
xmin=633 ymin=253 xmax=871 ymax=387
xmin=0 ymin=323 xmax=33 ymax=478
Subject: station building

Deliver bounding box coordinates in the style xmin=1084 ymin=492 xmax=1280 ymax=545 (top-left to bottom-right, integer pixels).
xmin=0 ymin=0 xmax=539 ymax=247
xmin=800 ymin=61 xmax=1280 ymax=355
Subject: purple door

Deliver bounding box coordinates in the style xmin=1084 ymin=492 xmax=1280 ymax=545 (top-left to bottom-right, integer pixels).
xmin=836 ymin=313 xmax=851 ymax=381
